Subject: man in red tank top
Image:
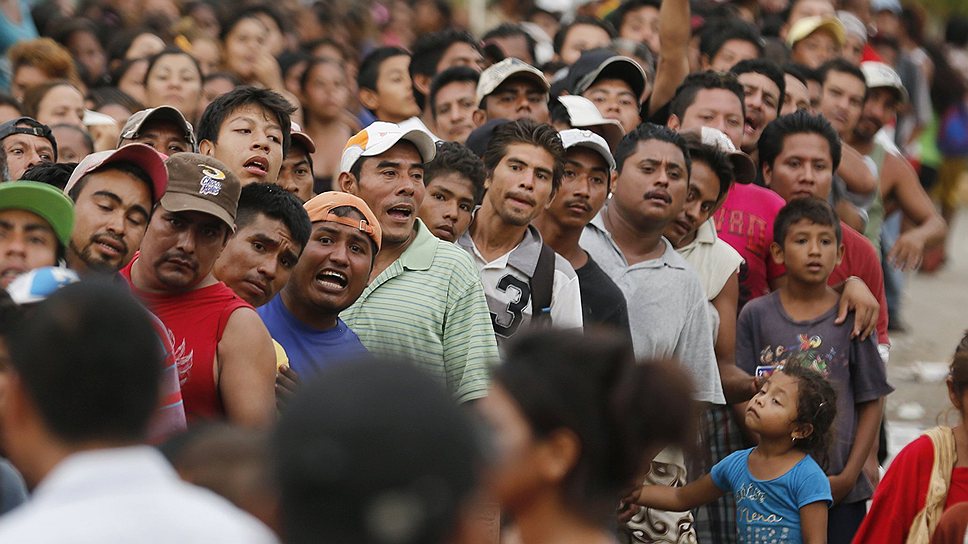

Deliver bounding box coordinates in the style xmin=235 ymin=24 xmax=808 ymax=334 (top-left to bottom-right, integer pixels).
xmin=121 ymin=153 xmax=276 ymax=428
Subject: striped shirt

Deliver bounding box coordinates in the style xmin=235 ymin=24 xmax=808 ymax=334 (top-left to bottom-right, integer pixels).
xmin=342 ymin=219 xmax=499 ymax=403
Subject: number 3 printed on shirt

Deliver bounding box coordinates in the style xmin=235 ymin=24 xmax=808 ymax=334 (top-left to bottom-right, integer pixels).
xmin=491 ymin=274 xmax=532 ymax=338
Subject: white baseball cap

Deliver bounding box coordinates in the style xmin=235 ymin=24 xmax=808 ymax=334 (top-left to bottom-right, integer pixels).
xmin=476 ymin=58 xmax=550 ymax=106
xmin=559 ymin=129 xmax=616 ymax=171
xmin=699 ymin=126 xmax=757 ymax=184
xmin=557 ymin=95 xmax=625 ymax=151
xmin=339 ymin=121 xmax=437 ymax=175
xmin=860 ymin=61 xmax=908 ymax=103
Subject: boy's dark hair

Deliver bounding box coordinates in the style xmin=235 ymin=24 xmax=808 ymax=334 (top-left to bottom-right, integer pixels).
xmin=777 ymin=363 xmax=837 ymax=466
xmin=496 ymin=328 xmax=695 ymax=528
xmin=758 ymin=110 xmax=842 ymax=173
xmin=731 ymin=58 xmax=786 ymax=115
xmin=411 ymin=30 xmax=481 ymax=80
xmin=273 ymin=357 xmax=481 ymax=544
xmin=197 ymin=86 xmax=295 ymax=155
xmin=7 ymin=282 xmax=163 ymax=444
xmin=773 ymin=196 xmax=842 ymax=245
xmin=425 ymin=141 xmax=487 ymax=205
xmin=429 ymin=66 xmax=480 ymax=118
xmin=680 ymin=133 xmax=733 ymax=203
xmin=783 ymin=63 xmax=812 ymax=86
xmin=235 ymin=183 xmax=312 ymax=254
xmin=482 ymin=23 xmax=538 ymax=64
xmin=613 ymin=123 xmax=691 ymax=177
xmin=220 ymin=5 xmax=286 ymax=43
xmin=819 ymin=58 xmax=867 ymax=94
xmin=22 ymin=160 xmax=79 ymax=191
xmin=143 ymin=48 xmax=202 ymax=85
xmin=553 ymin=16 xmax=616 ymax=56
xmin=699 ymin=20 xmax=764 ymax=62
xmin=669 ymin=71 xmax=746 ymax=122
xmin=66 ymin=162 xmax=155 ymax=202
xmin=358 ymin=46 xmax=411 ymax=93
xmin=604 ymin=0 xmax=661 ymax=32
xmin=299 ymin=57 xmax=344 ymax=92
xmin=483 ymin=119 xmax=565 ymax=191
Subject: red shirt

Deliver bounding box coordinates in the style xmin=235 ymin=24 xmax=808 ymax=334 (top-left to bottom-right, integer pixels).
xmin=120 ymin=257 xmax=251 ymax=423
xmin=854 ymin=434 xmax=968 ymax=543
xmin=713 ymin=182 xmax=786 ymax=307
xmin=828 ymin=222 xmax=891 ymax=345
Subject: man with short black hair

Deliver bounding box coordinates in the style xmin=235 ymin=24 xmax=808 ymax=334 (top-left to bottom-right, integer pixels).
xmin=667 ymin=71 xmax=747 ymax=151
xmin=430 ymin=67 xmax=481 ymax=144
xmin=0 ymin=282 xmax=277 ymax=542
xmin=418 ymin=141 xmax=486 ymax=243
xmin=214 ymin=183 xmax=311 ymax=308
xmin=564 ymin=49 xmax=647 ymax=133
xmin=197 ymin=86 xmax=295 ymax=187
xmin=410 ymin=30 xmax=484 ymax=131
xmin=0 ymin=117 xmax=56 ymax=179
xmin=118 ymin=106 xmax=196 ymax=155
xmin=338 ymin=121 xmax=499 ymax=403
xmin=122 ymin=153 xmax=276 ymax=427
xmin=730 ymin=59 xmax=786 ymax=155
xmin=458 ymin=120 xmax=582 ymax=340
xmin=63 ymin=144 xmax=168 ymax=275
xmin=699 ymin=20 xmax=764 ymax=72
xmin=553 ymin=16 xmax=616 ymax=65
xmin=474 ymin=58 xmax=551 ymax=124
xmin=357 ymin=47 xmax=422 ymax=124
xmin=482 ymin=24 xmax=537 ymax=65
xmin=277 ymin=123 xmax=316 ymax=202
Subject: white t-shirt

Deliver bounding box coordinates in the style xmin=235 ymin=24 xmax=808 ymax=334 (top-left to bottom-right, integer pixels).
xmin=459 ymin=225 xmax=583 ymax=343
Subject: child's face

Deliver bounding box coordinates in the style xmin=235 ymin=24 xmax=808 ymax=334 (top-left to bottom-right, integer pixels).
xmin=373 ymin=55 xmax=421 ymax=122
xmin=745 ymin=371 xmax=802 ymax=439
xmin=770 ymin=219 xmax=844 ymax=284
xmin=418 ymin=173 xmax=477 ymax=243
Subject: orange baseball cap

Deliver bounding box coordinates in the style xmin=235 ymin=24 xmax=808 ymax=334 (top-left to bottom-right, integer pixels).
xmin=303 ymin=191 xmax=382 ymax=252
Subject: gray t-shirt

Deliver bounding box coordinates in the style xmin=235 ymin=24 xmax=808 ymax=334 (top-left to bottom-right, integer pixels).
xmin=580 ymin=212 xmax=725 ymax=405
xmin=736 ymin=291 xmax=894 ymax=504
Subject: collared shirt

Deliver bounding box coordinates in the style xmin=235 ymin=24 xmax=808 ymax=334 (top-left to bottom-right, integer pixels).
xmin=458 ymin=224 xmax=583 ymax=343
xmin=580 ymin=210 xmax=725 ymax=405
xmin=0 ymin=446 xmax=278 ymax=543
xmin=342 ymin=219 xmax=499 ymax=403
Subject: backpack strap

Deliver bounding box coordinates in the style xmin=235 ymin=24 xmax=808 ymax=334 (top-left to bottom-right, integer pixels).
xmin=529 ymin=243 xmax=556 ymax=325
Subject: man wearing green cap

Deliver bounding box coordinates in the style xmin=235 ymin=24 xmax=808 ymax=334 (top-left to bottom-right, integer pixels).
xmin=0 ymin=181 xmax=74 ymax=288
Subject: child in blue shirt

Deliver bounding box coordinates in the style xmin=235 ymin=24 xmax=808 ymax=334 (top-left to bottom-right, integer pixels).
xmin=631 ymin=364 xmax=836 ymax=544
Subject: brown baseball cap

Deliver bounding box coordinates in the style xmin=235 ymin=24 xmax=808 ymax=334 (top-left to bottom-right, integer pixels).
xmin=160 ymin=153 xmax=241 ymax=230
xmin=304 ymin=191 xmax=382 ymax=252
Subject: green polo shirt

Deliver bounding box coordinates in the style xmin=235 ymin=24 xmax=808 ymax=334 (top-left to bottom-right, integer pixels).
xmin=342 ymin=219 xmax=498 ymax=402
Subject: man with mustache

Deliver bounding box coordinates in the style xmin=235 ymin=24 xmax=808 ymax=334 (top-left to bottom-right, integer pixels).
xmin=580 ymin=124 xmax=721 ymax=543
xmin=532 ymin=128 xmax=629 ymax=334
xmin=64 ymin=144 xmax=168 ymax=276
xmin=121 ymin=153 xmax=276 ymax=427
xmin=338 ymin=122 xmax=499 ymax=403
xmin=458 ymin=120 xmax=583 ymax=341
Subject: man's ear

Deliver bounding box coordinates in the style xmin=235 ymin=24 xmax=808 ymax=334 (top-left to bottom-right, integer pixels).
xmin=472 ymin=108 xmax=487 ymax=127
xmin=359 ymin=88 xmax=380 ymax=113
xmin=769 ymin=241 xmax=785 ymax=265
xmin=413 ymin=73 xmax=431 ymax=97
xmin=667 ymin=114 xmax=681 ymax=132
xmin=762 ymin=163 xmax=773 ymax=187
xmin=198 ymin=139 xmax=215 ymax=157
xmin=338 ymin=171 xmax=359 ymax=195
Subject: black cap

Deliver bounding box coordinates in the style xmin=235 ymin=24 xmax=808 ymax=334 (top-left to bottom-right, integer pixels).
xmin=0 ymin=117 xmax=57 ymax=159
xmin=564 ymin=48 xmax=647 ymax=100
xmin=465 ymin=118 xmax=511 ymax=158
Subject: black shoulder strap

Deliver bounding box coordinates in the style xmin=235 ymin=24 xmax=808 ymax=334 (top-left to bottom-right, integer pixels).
xmin=530 ymin=243 xmax=556 ymax=325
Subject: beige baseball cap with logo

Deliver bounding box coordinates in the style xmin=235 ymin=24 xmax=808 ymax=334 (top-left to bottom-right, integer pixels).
xmin=160 ymin=153 xmax=241 ymax=230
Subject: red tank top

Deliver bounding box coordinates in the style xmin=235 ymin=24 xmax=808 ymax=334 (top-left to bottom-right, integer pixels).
xmin=120 ymin=257 xmax=251 ymax=423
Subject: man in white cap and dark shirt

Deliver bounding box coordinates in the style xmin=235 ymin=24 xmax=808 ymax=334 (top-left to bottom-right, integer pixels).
xmin=458 ymin=119 xmax=583 ymax=342
xmin=337 ymin=121 xmax=499 ymax=403
xmin=550 ymin=95 xmax=625 ymax=152
xmin=532 ymin=128 xmax=630 ymax=336
xmin=473 ymin=57 xmax=551 ymax=124
xmin=117 ymin=106 xmax=197 ymax=155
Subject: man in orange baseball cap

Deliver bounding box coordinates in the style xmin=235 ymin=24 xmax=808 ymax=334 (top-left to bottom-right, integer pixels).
xmin=257 ymin=191 xmax=381 ymax=378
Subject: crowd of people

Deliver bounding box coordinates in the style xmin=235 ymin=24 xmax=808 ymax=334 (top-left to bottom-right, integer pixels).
xmin=0 ymin=0 xmax=966 ymax=542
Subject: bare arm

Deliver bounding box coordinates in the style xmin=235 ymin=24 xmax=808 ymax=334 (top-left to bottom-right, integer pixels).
xmin=837 ymin=143 xmax=878 ymax=196
xmin=800 ymin=501 xmax=829 ymax=544
xmin=883 ymin=153 xmax=948 ymax=271
xmin=829 ymin=398 xmax=883 ymax=503
xmin=713 ymin=272 xmax=757 ymax=403
xmin=832 ymin=277 xmax=878 ymax=340
xmin=218 ymin=308 xmax=277 ymax=428
xmin=633 ymin=473 xmax=724 ymax=511
xmin=647 ymin=0 xmax=690 ymax=116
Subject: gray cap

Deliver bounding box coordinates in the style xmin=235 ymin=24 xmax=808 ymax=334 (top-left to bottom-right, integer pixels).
xmin=119 ymin=106 xmax=197 ymax=151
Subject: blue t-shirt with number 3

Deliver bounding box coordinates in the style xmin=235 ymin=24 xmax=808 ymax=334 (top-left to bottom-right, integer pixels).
xmin=710 ymin=447 xmax=832 ymax=543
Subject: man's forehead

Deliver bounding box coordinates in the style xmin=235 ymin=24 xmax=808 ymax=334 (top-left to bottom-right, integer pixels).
xmin=825 ymin=70 xmax=865 ymax=90
xmin=739 ymin=72 xmax=780 ymax=96
xmin=689 ymin=88 xmax=743 ymax=112
xmin=0 ymin=208 xmax=52 ymax=228
xmin=224 ymin=104 xmax=280 ymax=127
xmin=780 ymin=133 xmax=831 ymax=158
xmin=373 ymin=140 xmax=423 ymax=163
xmin=243 ymin=212 xmax=294 ymax=238
xmin=493 ymin=76 xmax=546 ymax=94
xmin=586 ymin=78 xmax=635 ymax=96
xmin=634 ymin=139 xmax=686 ymax=165
xmin=566 ymin=147 xmax=608 ymax=169
xmin=140 ymin=119 xmax=188 ymax=136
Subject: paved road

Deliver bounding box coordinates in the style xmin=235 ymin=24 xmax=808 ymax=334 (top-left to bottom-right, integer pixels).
xmin=884 ymin=209 xmax=967 ymax=460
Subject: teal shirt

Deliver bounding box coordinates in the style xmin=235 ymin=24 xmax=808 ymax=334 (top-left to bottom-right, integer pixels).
xmin=342 ymin=219 xmax=498 ymax=402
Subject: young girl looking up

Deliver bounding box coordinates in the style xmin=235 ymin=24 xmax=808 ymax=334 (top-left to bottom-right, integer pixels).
xmin=631 ymin=364 xmax=837 ymax=544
